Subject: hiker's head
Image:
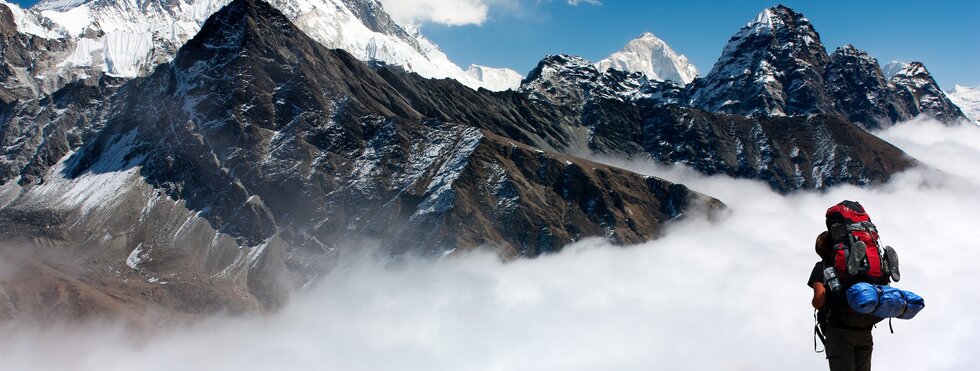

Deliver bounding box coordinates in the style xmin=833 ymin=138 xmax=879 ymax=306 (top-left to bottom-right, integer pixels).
xmin=815 ymin=231 xmax=833 ymax=260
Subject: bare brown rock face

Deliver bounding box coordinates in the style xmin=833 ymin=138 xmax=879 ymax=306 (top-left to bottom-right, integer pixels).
xmin=0 ymin=243 xmax=259 ymax=326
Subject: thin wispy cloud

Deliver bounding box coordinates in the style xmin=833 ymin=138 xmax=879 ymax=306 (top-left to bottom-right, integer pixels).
xmin=379 ymin=0 xmax=599 ymax=26
xmin=566 ymin=0 xmax=600 ymax=5
xmin=378 ymin=0 xmax=492 ymax=26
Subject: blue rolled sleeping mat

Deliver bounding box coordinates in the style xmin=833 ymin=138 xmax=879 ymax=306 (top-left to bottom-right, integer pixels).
xmin=846 ymin=282 xmax=925 ymax=319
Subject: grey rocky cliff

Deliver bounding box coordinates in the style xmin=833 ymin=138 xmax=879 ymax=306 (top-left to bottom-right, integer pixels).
xmin=689 ymin=5 xmax=839 ymax=118
xmin=889 ymin=61 xmax=966 ymax=123
xmin=824 ymin=45 xmax=912 ymax=128
xmin=684 ymin=5 xmax=965 ymax=125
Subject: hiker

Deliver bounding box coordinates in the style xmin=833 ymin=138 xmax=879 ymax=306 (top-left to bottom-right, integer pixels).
xmin=808 ymin=201 xmax=883 ymax=371
xmin=809 ymin=230 xmax=877 ymax=371
xmin=809 ymin=200 xmax=923 ymax=371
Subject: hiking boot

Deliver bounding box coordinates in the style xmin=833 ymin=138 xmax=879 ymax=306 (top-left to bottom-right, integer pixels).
xmin=885 ymin=245 xmax=900 ymax=282
xmin=847 ymin=240 xmax=866 ymax=276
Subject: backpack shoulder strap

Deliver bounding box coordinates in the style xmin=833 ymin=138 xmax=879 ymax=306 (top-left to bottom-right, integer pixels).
xmin=814 ymin=309 xmax=826 ymax=353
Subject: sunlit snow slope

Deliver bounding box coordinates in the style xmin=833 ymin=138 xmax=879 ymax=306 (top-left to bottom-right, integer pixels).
xmin=947 ymin=85 xmax=980 ymax=124
xmin=1 ymin=0 xmax=522 ymax=91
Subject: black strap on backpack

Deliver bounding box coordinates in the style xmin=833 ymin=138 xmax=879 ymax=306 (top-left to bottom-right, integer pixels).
xmin=813 ymin=310 xmax=826 ymax=353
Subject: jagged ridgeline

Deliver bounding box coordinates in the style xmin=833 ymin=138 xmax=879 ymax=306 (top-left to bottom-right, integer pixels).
xmin=513 ymin=5 xmax=966 ymax=190
xmin=0 ymin=0 xmax=965 ymax=319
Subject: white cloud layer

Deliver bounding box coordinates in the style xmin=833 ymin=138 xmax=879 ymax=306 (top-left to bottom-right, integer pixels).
xmin=379 ymin=0 xmax=493 ymax=26
xmin=2 ymin=119 xmax=980 ymax=370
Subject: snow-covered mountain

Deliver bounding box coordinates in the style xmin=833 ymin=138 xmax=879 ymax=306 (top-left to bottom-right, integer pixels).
xmin=946 ymin=84 xmax=980 ymax=123
xmin=0 ymin=0 xmax=522 ymax=92
xmin=596 ymin=32 xmax=699 ymax=85
xmin=464 ymin=64 xmax=524 ymax=92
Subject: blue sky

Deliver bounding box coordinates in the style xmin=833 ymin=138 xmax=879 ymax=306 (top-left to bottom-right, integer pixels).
xmin=10 ymin=0 xmax=978 ymax=88
xmin=417 ymin=0 xmax=979 ymax=89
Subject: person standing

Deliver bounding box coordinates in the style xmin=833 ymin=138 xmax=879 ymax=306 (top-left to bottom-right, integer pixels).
xmin=809 ymin=230 xmax=878 ymax=371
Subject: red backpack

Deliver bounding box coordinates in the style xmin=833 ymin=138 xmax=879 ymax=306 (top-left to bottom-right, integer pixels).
xmin=825 ymin=201 xmax=900 ymax=285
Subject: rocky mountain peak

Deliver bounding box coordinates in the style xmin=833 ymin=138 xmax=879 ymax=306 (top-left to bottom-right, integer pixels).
xmin=595 ymin=32 xmax=699 ymax=85
xmin=827 ymin=45 xmax=884 ymax=80
xmin=832 ymin=44 xmax=872 ymax=61
xmin=519 ymin=53 xmax=666 ymax=110
xmin=890 ymin=61 xmax=967 ymax=123
xmin=689 ymin=4 xmax=835 ymax=117
xmin=739 ymin=5 xmax=813 ymax=37
xmin=184 ymin=0 xmax=291 ymax=50
xmin=892 ymin=61 xmax=929 ymax=80
xmin=824 ymin=44 xmax=910 ymax=127
xmin=527 ymin=54 xmax=595 ymax=73
xmin=520 ymin=54 xmax=602 ymax=107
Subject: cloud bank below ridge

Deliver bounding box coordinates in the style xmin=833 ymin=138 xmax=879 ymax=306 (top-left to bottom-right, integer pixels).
xmin=1 ymin=119 xmax=979 ymax=371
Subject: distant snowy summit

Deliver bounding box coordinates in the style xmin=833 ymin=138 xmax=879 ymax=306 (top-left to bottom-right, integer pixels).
xmin=947 ymin=85 xmax=980 ymax=123
xmin=0 ymin=0 xmax=523 ymax=93
xmin=596 ymin=32 xmax=699 ymax=85
xmin=465 ymin=64 xmax=525 ymax=92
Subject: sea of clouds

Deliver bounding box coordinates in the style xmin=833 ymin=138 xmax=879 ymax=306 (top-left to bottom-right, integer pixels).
xmin=1 ymin=118 xmax=979 ymax=370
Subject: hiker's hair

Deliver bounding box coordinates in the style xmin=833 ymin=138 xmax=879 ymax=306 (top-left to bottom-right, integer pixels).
xmin=815 ymin=231 xmax=833 ymax=260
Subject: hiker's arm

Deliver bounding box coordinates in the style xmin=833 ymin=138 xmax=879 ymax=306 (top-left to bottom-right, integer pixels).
xmin=812 ymin=282 xmax=827 ymax=309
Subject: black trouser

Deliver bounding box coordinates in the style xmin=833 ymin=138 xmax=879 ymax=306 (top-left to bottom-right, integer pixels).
xmin=822 ymin=325 xmax=873 ymax=371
